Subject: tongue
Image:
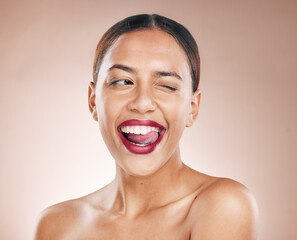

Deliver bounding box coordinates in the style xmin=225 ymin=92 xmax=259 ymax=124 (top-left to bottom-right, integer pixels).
xmin=126 ymin=131 xmax=159 ymax=145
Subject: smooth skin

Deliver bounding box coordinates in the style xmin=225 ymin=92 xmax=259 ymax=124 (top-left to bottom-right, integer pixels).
xmin=34 ymin=29 xmax=259 ymax=240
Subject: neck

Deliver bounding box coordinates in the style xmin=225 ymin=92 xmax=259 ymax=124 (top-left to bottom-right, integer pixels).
xmin=110 ymin=148 xmax=185 ymax=218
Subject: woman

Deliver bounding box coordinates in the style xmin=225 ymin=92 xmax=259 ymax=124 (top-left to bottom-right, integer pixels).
xmin=35 ymin=14 xmax=258 ymax=239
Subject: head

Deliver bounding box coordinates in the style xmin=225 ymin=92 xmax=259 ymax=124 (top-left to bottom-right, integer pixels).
xmin=89 ymin=14 xmax=201 ymax=177
xmin=93 ymin=14 xmax=200 ymax=92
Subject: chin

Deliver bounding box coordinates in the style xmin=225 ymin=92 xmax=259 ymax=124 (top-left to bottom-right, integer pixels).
xmin=116 ymin=154 xmax=167 ymax=178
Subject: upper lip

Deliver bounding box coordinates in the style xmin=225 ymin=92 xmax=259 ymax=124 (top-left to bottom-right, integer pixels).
xmin=117 ymin=119 xmax=166 ymax=131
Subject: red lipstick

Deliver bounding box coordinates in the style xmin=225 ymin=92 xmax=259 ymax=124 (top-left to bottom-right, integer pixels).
xmin=117 ymin=119 xmax=166 ymax=154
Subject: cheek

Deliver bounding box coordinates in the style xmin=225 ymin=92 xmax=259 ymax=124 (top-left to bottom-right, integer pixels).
xmin=95 ymin=92 xmax=115 ymax=134
xmin=156 ymin=93 xmax=192 ymax=147
xmin=157 ymin=93 xmax=191 ymax=125
xmin=95 ymin=93 xmax=125 ymax=156
xmin=97 ymin=91 xmax=129 ymax=135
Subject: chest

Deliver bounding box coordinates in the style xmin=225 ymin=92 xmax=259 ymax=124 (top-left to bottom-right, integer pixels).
xmin=95 ymin=219 xmax=189 ymax=240
xmin=65 ymin=205 xmax=192 ymax=240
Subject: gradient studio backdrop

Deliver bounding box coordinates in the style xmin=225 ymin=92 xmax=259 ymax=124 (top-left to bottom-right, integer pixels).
xmin=1 ymin=0 xmax=296 ymax=239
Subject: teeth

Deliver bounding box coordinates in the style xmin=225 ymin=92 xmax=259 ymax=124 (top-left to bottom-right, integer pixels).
xmin=133 ymin=143 xmax=147 ymax=146
xmin=121 ymin=126 xmax=160 ymax=135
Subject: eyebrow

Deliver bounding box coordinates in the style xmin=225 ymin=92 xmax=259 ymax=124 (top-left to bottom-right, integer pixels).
xmin=154 ymin=71 xmax=182 ymax=81
xmin=108 ymin=64 xmax=136 ymax=73
xmin=108 ymin=64 xmax=182 ymax=81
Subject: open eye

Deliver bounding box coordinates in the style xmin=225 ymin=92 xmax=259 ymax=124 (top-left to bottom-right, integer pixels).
xmin=111 ymin=79 xmax=134 ymax=86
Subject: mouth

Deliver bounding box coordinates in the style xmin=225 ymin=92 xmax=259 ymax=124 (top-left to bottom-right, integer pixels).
xmin=117 ymin=119 xmax=166 ymax=154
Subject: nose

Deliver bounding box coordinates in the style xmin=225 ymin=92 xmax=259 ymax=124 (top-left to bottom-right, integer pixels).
xmin=127 ymin=86 xmax=156 ymax=114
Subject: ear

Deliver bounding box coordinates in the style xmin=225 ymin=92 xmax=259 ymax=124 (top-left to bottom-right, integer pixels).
xmin=186 ymin=89 xmax=201 ymax=127
xmin=88 ymin=82 xmax=98 ymax=121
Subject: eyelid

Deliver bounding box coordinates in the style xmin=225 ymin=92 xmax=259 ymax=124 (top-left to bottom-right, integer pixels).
xmin=160 ymin=85 xmax=177 ymax=91
xmin=110 ymin=79 xmax=134 ymax=85
xmin=155 ymin=79 xmax=179 ymax=92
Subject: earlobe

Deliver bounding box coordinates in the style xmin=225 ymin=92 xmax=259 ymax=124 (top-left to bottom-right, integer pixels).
xmin=186 ymin=89 xmax=201 ymax=127
xmin=88 ymin=82 xmax=98 ymax=121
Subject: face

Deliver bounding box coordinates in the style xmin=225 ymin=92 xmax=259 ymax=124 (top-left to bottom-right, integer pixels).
xmin=89 ymin=29 xmax=200 ymax=177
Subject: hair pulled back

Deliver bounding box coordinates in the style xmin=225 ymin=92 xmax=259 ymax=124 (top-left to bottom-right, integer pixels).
xmin=93 ymin=14 xmax=200 ymax=92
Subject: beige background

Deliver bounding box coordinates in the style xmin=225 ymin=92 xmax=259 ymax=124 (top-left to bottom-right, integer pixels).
xmin=0 ymin=0 xmax=296 ymax=239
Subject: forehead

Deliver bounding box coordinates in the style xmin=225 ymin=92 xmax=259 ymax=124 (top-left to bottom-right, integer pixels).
xmin=100 ymin=29 xmax=190 ymax=73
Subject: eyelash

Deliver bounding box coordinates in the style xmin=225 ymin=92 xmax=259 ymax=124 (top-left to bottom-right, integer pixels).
xmin=110 ymin=80 xmax=177 ymax=92
xmin=110 ymin=79 xmax=134 ymax=86
xmin=160 ymin=85 xmax=177 ymax=91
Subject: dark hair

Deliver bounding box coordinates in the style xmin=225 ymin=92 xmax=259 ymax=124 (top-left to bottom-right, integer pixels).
xmin=93 ymin=14 xmax=200 ymax=92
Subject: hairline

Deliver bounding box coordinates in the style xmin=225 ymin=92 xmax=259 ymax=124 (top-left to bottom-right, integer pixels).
xmin=93 ymin=27 xmax=193 ymax=89
xmin=92 ymin=14 xmax=199 ymax=92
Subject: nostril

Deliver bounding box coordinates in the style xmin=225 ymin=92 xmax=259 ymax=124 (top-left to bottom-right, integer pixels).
xmin=127 ymin=95 xmax=156 ymax=113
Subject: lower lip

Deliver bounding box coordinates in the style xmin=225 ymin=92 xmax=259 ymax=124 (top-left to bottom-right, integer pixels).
xmin=118 ymin=129 xmax=165 ymax=155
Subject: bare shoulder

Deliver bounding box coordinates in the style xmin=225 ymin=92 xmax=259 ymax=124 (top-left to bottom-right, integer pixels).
xmin=34 ymin=198 xmax=86 ymax=240
xmin=189 ymin=177 xmax=259 ymax=240
xmin=33 ymin=184 xmax=112 ymax=239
